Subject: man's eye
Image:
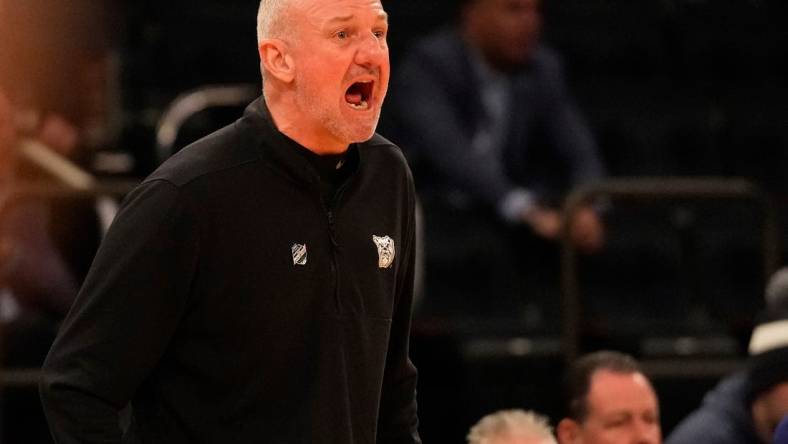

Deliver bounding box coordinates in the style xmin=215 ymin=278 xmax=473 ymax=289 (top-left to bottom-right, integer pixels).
xmin=604 ymin=418 xmax=628 ymax=428
xmin=336 ymin=31 xmax=348 ymax=40
xmin=373 ymin=30 xmax=386 ymax=39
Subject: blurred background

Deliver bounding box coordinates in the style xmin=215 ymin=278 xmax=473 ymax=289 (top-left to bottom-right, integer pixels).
xmin=0 ymin=0 xmax=787 ymax=443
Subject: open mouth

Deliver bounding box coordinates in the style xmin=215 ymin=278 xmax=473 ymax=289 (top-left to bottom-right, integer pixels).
xmin=345 ymin=81 xmax=374 ymax=110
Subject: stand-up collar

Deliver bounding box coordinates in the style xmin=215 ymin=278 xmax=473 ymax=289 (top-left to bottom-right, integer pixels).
xmin=241 ymin=96 xmax=360 ymax=187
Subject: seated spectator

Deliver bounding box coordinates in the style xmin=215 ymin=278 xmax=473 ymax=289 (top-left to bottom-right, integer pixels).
xmin=0 ymin=0 xmax=116 ymax=325
xmin=468 ymin=409 xmax=557 ymax=444
xmin=0 ymin=0 xmax=122 ymax=436
xmin=0 ymin=86 xmax=80 ymax=444
xmin=386 ymin=0 xmax=606 ymax=321
xmin=0 ymin=0 xmax=121 ymax=155
xmin=666 ymin=268 xmax=788 ymax=444
xmin=556 ymin=350 xmax=662 ymax=444
xmin=0 ymin=88 xmax=98 ymax=327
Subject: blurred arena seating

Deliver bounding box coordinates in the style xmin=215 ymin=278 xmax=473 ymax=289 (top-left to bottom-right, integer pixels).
xmin=382 ymin=1 xmax=788 ymax=442
xmin=0 ymin=1 xmax=786 ymax=443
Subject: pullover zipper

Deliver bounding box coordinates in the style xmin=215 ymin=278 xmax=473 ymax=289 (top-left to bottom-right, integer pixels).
xmin=324 ymin=180 xmax=351 ymax=313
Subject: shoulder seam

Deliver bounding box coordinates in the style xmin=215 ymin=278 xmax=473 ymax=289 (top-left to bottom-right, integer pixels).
xmin=147 ymin=156 xmax=262 ymax=189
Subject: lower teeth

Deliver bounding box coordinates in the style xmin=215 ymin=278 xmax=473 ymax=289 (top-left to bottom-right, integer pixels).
xmin=349 ymin=100 xmax=368 ymax=110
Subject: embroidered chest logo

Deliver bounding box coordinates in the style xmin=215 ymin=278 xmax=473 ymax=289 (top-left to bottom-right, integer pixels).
xmin=291 ymin=243 xmax=307 ymax=266
xmin=372 ymin=235 xmax=395 ymax=269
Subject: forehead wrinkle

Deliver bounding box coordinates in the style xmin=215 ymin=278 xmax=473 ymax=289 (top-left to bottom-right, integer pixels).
xmin=322 ymin=11 xmax=388 ymax=25
xmin=327 ymin=14 xmax=354 ymax=24
xmin=324 ymin=12 xmax=388 ymax=28
xmin=328 ymin=10 xmax=386 ymax=20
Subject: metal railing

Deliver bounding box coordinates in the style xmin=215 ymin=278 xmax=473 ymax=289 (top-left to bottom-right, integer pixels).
xmin=1 ymin=174 xmax=780 ymax=384
xmin=560 ymin=177 xmax=780 ymax=372
xmin=155 ymin=83 xmax=260 ymax=164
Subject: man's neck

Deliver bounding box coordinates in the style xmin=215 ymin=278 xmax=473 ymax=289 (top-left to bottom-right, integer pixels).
xmin=264 ymin=90 xmax=349 ymax=155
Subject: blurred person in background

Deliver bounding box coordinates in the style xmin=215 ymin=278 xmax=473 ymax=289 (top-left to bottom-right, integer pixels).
xmin=0 ymin=86 xmax=86 ymax=444
xmin=0 ymin=0 xmax=122 ymax=161
xmin=0 ymin=2 xmax=119 ymax=441
xmin=468 ymin=409 xmax=558 ymax=444
xmin=556 ymin=350 xmax=661 ymax=444
xmin=0 ymin=90 xmax=81 ymax=321
xmin=0 ymin=0 xmax=124 ymax=319
xmin=666 ymin=267 xmax=788 ymax=444
xmin=386 ymin=0 xmax=605 ymax=322
xmin=0 ymin=0 xmax=119 ymax=300
xmin=0 ymin=0 xmax=113 ymax=341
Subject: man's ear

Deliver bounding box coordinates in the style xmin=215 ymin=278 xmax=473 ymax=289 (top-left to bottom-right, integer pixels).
xmin=556 ymin=418 xmax=581 ymax=444
xmin=259 ymin=39 xmax=295 ymax=83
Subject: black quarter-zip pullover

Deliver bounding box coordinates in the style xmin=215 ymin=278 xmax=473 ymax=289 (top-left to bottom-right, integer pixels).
xmin=39 ymin=98 xmax=421 ymax=444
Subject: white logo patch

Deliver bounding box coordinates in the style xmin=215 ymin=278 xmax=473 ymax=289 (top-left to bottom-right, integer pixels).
xmin=291 ymin=243 xmax=307 ymax=266
xmin=372 ymin=235 xmax=395 ymax=269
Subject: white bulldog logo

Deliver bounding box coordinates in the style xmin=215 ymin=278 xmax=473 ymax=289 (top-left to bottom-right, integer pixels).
xmin=372 ymin=235 xmax=395 ymax=269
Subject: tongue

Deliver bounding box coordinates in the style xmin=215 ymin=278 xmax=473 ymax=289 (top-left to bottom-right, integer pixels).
xmin=346 ymin=92 xmax=363 ymax=105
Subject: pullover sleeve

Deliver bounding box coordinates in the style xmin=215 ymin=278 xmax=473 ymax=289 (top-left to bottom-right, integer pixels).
xmin=39 ymin=179 xmax=200 ymax=444
xmin=376 ymin=177 xmax=421 ymax=444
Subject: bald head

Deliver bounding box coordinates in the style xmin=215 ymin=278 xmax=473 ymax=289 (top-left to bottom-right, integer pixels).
xmin=257 ymin=0 xmax=298 ymax=43
xmin=468 ymin=409 xmax=557 ymax=444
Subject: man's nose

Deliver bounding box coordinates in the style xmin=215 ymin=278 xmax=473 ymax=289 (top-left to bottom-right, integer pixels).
xmin=354 ymin=32 xmax=388 ymax=66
